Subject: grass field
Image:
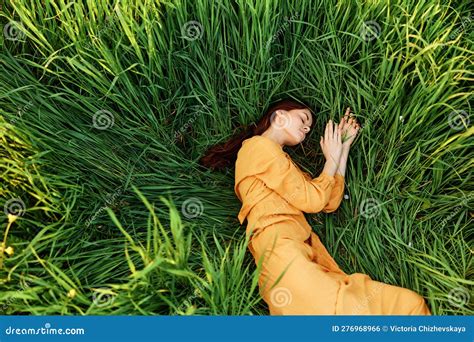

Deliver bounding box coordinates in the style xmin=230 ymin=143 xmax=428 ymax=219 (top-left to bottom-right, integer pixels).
xmin=0 ymin=0 xmax=472 ymax=315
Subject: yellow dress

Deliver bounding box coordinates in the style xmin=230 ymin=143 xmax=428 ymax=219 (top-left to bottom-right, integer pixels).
xmin=234 ymin=135 xmax=431 ymax=315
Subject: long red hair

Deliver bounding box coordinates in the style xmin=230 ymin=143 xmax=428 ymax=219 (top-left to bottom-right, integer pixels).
xmin=199 ymin=98 xmax=315 ymax=171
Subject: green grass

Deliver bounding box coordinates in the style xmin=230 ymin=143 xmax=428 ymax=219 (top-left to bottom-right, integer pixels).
xmin=0 ymin=0 xmax=472 ymax=315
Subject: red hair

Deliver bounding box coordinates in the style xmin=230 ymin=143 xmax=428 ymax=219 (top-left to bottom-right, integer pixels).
xmin=199 ymin=98 xmax=315 ymax=171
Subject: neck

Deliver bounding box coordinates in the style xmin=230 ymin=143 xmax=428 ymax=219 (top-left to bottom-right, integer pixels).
xmin=260 ymin=130 xmax=285 ymax=148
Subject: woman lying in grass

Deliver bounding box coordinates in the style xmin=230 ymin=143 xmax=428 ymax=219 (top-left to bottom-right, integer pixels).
xmin=200 ymin=98 xmax=431 ymax=315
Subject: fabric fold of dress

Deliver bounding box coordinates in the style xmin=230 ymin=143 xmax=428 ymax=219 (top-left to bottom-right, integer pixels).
xmin=234 ymin=135 xmax=431 ymax=315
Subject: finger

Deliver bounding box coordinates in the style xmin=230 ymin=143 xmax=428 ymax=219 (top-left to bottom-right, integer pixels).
xmin=328 ymin=120 xmax=333 ymax=140
xmin=325 ymin=122 xmax=329 ymax=141
xmin=345 ymin=107 xmax=351 ymax=117
xmin=339 ymin=119 xmax=344 ymax=130
xmin=342 ymin=118 xmax=350 ymax=131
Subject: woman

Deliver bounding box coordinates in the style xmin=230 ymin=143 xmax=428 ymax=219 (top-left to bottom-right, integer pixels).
xmin=200 ymin=98 xmax=431 ymax=315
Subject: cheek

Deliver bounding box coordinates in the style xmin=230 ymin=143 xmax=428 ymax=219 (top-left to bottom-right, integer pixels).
xmin=285 ymin=126 xmax=303 ymax=142
xmin=291 ymin=117 xmax=302 ymax=130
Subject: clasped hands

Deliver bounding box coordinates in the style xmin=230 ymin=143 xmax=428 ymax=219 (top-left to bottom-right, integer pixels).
xmin=320 ymin=107 xmax=360 ymax=175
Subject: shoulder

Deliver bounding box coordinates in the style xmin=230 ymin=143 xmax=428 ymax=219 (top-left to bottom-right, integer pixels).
xmin=235 ymin=135 xmax=286 ymax=174
xmin=240 ymin=135 xmax=284 ymax=158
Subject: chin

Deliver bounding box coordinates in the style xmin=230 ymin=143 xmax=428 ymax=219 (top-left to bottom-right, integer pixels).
xmin=289 ymin=138 xmax=303 ymax=146
xmin=287 ymin=131 xmax=305 ymax=146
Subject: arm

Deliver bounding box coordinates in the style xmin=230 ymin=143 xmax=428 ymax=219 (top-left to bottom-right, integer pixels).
xmin=244 ymin=137 xmax=337 ymax=213
xmin=257 ymin=155 xmax=337 ymax=213
xmin=321 ymin=150 xmax=348 ymax=213
xmin=321 ymin=107 xmax=361 ymax=213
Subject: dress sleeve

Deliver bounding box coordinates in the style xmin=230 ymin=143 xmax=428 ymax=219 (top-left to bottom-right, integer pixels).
xmin=248 ymin=137 xmax=338 ymax=213
xmin=321 ymin=174 xmax=345 ymax=213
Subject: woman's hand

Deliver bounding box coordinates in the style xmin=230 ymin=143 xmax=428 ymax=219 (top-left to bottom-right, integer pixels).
xmin=338 ymin=107 xmax=360 ymax=150
xmin=320 ymin=119 xmax=343 ymax=171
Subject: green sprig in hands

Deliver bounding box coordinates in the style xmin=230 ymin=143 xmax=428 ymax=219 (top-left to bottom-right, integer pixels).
xmin=319 ymin=106 xmax=361 ymax=177
xmin=338 ymin=107 xmax=361 ymax=150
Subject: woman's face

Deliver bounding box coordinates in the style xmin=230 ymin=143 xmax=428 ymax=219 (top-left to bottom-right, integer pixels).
xmin=270 ymin=108 xmax=313 ymax=146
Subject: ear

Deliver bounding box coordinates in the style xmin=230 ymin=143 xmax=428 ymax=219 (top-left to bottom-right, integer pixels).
xmin=275 ymin=109 xmax=286 ymax=116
